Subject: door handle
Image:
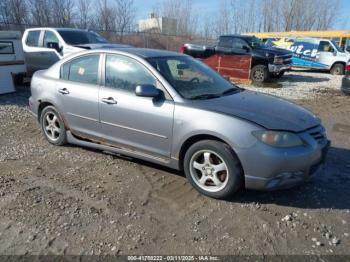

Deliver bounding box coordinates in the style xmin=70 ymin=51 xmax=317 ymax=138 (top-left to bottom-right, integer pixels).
xmin=102 ymin=97 xmax=117 ymax=104
xmin=58 ymin=88 xmax=69 ymax=95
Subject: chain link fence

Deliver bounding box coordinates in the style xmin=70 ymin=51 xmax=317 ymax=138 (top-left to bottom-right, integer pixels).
xmin=0 ymin=22 xmax=215 ymax=52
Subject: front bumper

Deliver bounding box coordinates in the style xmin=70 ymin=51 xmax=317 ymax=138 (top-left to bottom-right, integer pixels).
xmin=268 ymin=63 xmax=291 ymax=73
xmin=341 ymin=76 xmax=350 ymax=95
xmin=244 ymin=140 xmax=330 ymax=190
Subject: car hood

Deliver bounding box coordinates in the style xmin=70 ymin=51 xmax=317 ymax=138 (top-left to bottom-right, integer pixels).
xmin=73 ymin=43 xmax=132 ymax=49
xmin=191 ymin=90 xmax=320 ymax=132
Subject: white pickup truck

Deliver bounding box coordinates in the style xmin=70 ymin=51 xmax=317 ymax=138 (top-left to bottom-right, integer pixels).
xmin=22 ymin=27 xmax=131 ymax=75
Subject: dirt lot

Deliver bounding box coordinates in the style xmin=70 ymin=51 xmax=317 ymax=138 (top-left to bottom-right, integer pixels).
xmin=0 ymin=71 xmax=350 ymax=256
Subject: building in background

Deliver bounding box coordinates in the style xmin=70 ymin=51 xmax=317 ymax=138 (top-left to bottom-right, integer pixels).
xmin=138 ymin=14 xmax=177 ymax=35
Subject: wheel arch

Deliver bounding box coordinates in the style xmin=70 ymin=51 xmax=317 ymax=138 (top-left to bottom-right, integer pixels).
xmin=37 ymin=100 xmax=69 ymax=129
xmin=331 ymin=61 xmax=346 ymax=70
xmin=178 ymin=134 xmax=243 ymax=172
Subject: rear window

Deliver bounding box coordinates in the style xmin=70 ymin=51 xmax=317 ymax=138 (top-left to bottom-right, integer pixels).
xmin=57 ymin=30 xmax=107 ymax=45
xmin=26 ymin=30 xmax=41 ymax=47
xmin=0 ymin=41 xmax=14 ymax=54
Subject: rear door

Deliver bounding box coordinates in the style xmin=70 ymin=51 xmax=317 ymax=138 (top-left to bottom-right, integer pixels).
xmin=99 ymin=54 xmax=174 ymax=158
xmin=23 ymin=30 xmax=42 ymax=73
xmin=57 ymin=54 xmax=102 ymax=139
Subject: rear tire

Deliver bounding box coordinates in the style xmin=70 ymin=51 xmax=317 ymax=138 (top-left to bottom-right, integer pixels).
xmin=183 ymin=140 xmax=243 ymax=199
xmin=251 ymin=64 xmax=269 ymax=83
xmin=330 ymin=63 xmax=345 ymax=75
xmin=40 ymin=106 xmax=67 ymax=146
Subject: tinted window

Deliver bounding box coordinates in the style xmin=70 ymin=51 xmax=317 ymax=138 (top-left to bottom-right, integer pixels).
xmin=61 ymin=55 xmax=100 ymax=85
xmin=57 ymin=30 xmax=107 ymax=45
xmin=43 ymin=31 xmax=59 ymax=48
xmin=318 ymin=41 xmax=334 ymax=52
xmin=105 ymin=55 xmax=156 ymax=93
xmin=232 ymin=38 xmax=248 ymax=49
xmin=219 ymin=37 xmax=233 ymax=48
xmin=0 ymin=41 xmax=14 ymax=54
xmin=26 ymin=31 xmax=40 ymax=47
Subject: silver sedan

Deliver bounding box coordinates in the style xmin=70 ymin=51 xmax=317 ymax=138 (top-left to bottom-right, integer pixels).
xmin=29 ymin=48 xmax=330 ymax=199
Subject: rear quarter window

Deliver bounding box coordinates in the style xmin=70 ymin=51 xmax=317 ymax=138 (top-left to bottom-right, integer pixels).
xmin=61 ymin=54 xmax=100 ymax=85
xmin=26 ymin=31 xmax=41 ymax=47
xmin=0 ymin=41 xmax=14 ymax=54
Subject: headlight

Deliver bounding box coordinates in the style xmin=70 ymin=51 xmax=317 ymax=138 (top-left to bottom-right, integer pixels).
xmin=252 ymin=130 xmax=304 ymax=148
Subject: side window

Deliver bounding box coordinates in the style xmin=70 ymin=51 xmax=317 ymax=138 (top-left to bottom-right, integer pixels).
xmin=0 ymin=42 xmax=14 ymax=54
xmin=26 ymin=31 xmax=41 ymax=47
xmin=61 ymin=55 xmax=100 ymax=85
xmin=219 ymin=37 xmax=233 ymax=48
xmin=105 ymin=55 xmax=156 ymax=93
xmin=43 ymin=31 xmax=59 ymax=48
xmin=318 ymin=41 xmax=334 ymax=52
xmin=232 ymin=38 xmax=248 ymax=49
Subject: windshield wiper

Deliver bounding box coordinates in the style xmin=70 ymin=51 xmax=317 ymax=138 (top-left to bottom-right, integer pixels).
xmin=188 ymin=94 xmax=221 ymax=100
xmin=221 ymin=87 xmax=243 ymax=96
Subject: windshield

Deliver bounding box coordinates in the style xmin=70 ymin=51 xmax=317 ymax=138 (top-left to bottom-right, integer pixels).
xmin=246 ymin=37 xmax=264 ymax=48
xmin=57 ymin=30 xmax=108 ymax=45
xmin=147 ymin=56 xmax=240 ymax=99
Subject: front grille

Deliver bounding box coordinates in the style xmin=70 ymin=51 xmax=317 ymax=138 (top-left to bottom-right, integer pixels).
xmin=308 ymin=126 xmax=326 ymax=144
xmin=277 ymin=54 xmax=293 ymax=65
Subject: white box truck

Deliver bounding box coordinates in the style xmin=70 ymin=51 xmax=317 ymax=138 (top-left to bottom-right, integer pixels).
xmin=266 ymin=37 xmax=350 ymax=75
xmin=0 ymin=31 xmax=27 ymax=94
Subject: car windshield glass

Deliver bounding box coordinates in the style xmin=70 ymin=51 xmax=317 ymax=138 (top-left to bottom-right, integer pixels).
xmin=147 ymin=56 xmax=240 ymax=99
xmin=246 ymin=37 xmax=264 ymax=48
xmin=57 ymin=30 xmax=108 ymax=45
xmin=331 ymin=40 xmax=343 ymax=52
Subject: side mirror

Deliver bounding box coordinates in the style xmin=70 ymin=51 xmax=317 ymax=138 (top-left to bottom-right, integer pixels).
xmin=47 ymin=42 xmax=61 ymax=52
xmin=333 ymin=50 xmax=337 ymax=56
xmin=135 ymin=85 xmax=160 ymax=98
xmin=242 ymin=45 xmax=250 ymax=53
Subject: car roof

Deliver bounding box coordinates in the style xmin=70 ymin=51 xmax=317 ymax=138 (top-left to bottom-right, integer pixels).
xmin=26 ymin=27 xmax=90 ymax=32
xmin=101 ymin=47 xmax=185 ymax=58
xmin=220 ymin=35 xmax=254 ymax=39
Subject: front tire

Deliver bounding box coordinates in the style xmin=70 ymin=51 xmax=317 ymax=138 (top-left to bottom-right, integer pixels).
xmin=40 ymin=106 xmax=67 ymax=146
xmin=183 ymin=140 xmax=243 ymax=199
xmin=330 ymin=63 xmax=345 ymax=75
xmin=251 ymin=64 xmax=269 ymax=83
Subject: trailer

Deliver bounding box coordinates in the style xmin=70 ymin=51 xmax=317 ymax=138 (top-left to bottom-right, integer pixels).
xmin=0 ymin=31 xmax=26 ymax=94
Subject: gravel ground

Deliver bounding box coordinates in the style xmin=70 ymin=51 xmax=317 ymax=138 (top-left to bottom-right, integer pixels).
xmin=0 ymin=71 xmax=350 ymax=256
xmin=243 ymin=70 xmax=343 ymax=100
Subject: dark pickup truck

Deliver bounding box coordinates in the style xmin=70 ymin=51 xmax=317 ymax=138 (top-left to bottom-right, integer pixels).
xmin=181 ymin=35 xmax=293 ymax=83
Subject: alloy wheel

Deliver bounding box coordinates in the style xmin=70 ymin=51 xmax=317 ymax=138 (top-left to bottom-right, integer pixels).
xmin=189 ymin=150 xmax=229 ymax=193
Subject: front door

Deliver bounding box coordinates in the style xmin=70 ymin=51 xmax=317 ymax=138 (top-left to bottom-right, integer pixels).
xmin=315 ymin=41 xmax=335 ymax=70
xmin=57 ymin=54 xmax=101 ymax=138
xmin=39 ymin=30 xmax=62 ymax=69
xmin=99 ymin=54 xmax=174 ymax=158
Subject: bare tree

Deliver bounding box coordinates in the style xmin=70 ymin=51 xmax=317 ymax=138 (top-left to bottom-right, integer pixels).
xmin=76 ymin=0 xmax=92 ymax=29
xmin=214 ymin=0 xmax=230 ymax=36
xmin=156 ymin=0 xmax=198 ymax=36
xmin=51 ymin=0 xmax=75 ymax=27
xmin=96 ymin=0 xmax=116 ymax=31
xmin=0 ymin=0 xmax=28 ymax=28
xmin=114 ymin=0 xmax=135 ymax=39
xmin=28 ymin=0 xmax=52 ymax=26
